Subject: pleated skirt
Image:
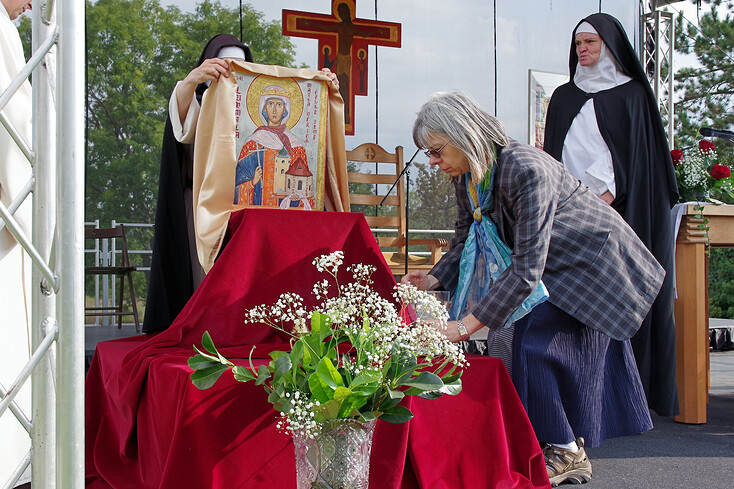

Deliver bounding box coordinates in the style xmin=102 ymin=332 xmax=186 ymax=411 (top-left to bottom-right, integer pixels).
xmin=511 ymin=301 xmax=653 ymax=448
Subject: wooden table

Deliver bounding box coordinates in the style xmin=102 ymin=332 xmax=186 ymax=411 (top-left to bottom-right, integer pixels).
xmin=674 ymin=203 xmax=734 ymax=423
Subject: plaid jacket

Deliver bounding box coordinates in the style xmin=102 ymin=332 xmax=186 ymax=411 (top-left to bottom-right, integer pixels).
xmin=430 ymin=139 xmax=664 ymax=341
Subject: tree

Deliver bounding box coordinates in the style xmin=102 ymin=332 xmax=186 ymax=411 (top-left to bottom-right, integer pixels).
xmin=675 ymin=0 xmax=734 ymax=156
xmin=708 ymin=248 xmax=734 ymax=317
xmin=409 ymin=162 xmax=457 ymax=234
xmin=83 ymin=0 xmax=298 ymax=232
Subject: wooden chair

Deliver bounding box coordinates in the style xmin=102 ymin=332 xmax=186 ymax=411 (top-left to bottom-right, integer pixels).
xmin=85 ymin=225 xmax=140 ymax=331
xmin=346 ymin=143 xmax=448 ymax=277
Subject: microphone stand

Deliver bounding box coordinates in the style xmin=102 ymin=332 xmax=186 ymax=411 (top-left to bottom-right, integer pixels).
xmin=381 ymin=148 xmax=421 ymax=277
xmin=713 ymin=134 xmax=734 ymax=145
xmin=699 ymin=127 xmax=734 ymax=145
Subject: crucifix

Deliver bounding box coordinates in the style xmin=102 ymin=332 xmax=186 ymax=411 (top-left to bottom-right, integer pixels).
xmin=283 ymin=0 xmax=401 ymax=135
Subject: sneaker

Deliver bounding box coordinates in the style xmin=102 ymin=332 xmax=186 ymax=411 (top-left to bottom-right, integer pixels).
xmin=544 ymin=437 xmax=592 ymax=486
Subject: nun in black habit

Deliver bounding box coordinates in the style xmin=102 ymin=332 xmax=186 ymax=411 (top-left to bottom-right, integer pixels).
xmin=143 ymin=35 xmax=253 ymax=333
xmin=543 ymin=13 xmax=679 ymax=417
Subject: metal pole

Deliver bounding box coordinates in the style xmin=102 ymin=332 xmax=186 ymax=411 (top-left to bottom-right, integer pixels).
xmin=667 ymin=12 xmax=675 ymax=148
xmin=0 ymin=201 xmax=59 ymax=292
xmin=654 ymin=10 xmax=662 ymax=106
xmin=32 ymin=3 xmax=58 ymax=488
xmin=0 ymin=325 xmax=58 ymax=418
xmin=56 ymin=0 xmax=85 ymax=487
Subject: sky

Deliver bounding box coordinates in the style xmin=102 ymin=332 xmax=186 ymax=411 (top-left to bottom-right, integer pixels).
xmin=158 ymin=0 xmax=709 ymax=164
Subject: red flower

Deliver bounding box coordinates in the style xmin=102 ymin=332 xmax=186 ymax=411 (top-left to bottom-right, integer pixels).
xmin=699 ymin=139 xmax=716 ymax=153
xmin=670 ymin=149 xmax=683 ymax=164
xmin=711 ymin=163 xmax=731 ymax=180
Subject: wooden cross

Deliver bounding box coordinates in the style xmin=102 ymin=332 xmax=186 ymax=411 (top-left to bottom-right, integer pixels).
xmin=283 ymin=0 xmax=401 ymax=135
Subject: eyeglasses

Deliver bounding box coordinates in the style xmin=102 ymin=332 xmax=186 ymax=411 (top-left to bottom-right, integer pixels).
xmin=424 ymin=141 xmax=449 ymax=159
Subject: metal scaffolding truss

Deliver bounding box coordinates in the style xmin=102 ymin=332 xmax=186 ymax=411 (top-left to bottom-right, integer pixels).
xmin=643 ymin=1 xmax=677 ymax=147
xmin=0 ymin=1 xmax=85 ymax=488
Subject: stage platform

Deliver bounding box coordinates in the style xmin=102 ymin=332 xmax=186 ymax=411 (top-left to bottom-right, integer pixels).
xmin=85 ymin=324 xmax=143 ymax=372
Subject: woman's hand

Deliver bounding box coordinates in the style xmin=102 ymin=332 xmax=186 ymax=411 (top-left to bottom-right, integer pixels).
xmin=321 ymin=67 xmax=339 ymax=90
xmin=185 ymin=58 xmax=231 ymax=86
xmin=176 ymin=58 xmax=231 ymax=125
xmin=428 ymin=314 xmax=483 ymax=343
xmin=599 ymin=190 xmax=614 ymax=205
xmin=401 ymin=271 xmax=439 ymax=291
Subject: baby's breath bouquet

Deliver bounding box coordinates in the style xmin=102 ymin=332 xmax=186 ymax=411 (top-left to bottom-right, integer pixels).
xmin=188 ymin=251 xmax=466 ymax=439
xmin=671 ymin=140 xmax=734 ymax=203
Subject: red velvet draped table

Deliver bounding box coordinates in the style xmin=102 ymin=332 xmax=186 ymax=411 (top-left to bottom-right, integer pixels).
xmin=85 ymin=209 xmax=550 ymax=489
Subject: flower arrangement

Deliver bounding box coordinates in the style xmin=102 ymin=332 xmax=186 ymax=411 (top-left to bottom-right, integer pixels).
xmin=188 ymin=251 xmax=467 ymax=439
xmin=671 ymin=139 xmax=734 ymax=203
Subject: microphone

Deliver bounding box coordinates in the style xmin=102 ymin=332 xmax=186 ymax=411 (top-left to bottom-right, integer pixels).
xmin=699 ymin=127 xmax=734 ymax=139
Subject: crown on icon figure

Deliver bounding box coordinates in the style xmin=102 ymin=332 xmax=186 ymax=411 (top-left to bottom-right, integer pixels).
xmin=261 ymin=85 xmax=290 ymax=99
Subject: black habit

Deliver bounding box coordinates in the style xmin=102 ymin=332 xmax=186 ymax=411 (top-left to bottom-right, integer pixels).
xmin=143 ymin=35 xmax=253 ymax=333
xmin=543 ymin=13 xmax=680 ymax=416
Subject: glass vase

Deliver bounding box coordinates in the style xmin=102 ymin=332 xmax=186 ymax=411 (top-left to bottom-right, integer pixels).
xmin=292 ymin=418 xmax=377 ymax=489
xmin=681 ymin=189 xmax=710 ymax=203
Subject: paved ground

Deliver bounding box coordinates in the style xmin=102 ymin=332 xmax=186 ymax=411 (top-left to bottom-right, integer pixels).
xmin=85 ymin=326 xmax=734 ymax=488
xmin=585 ymin=350 xmax=734 ymax=489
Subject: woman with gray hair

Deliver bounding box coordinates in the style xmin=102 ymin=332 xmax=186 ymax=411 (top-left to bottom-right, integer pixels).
xmin=403 ymin=91 xmax=663 ymax=486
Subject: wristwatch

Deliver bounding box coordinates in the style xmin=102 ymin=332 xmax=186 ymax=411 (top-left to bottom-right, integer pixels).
xmin=457 ymin=319 xmax=470 ymax=341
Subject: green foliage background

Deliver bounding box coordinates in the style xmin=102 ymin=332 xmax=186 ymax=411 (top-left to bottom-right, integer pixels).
xmin=81 ymin=0 xmax=297 ymax=231
xmin=675 ymin=1 xmax=734 ymax=318
xmin=675 ymin=0 xmax=734 ymax=203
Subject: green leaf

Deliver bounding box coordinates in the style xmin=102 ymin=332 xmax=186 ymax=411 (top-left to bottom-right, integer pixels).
xmin=387 ymin=387 xmax=405 ymax=400
xmin=341 ymin=354 xmax=354 ymax=384
xmin=290 ymin=340 xmax=305 ymax=367
xmin=351 ymin=385 xmax=379 ymax=397
xmin=437 ymin=382 xmax=463 ymax=396
xmin=187 ymin=354 xmax=219 ymax=371
xmin=416 ymin=389 xmax=444 ymax=400
xmin=333 ymin=386 xmax=352 ymax=401
xmin=303 ymin=334 xmax=323 ymax=360
xmin=338 ymin=394 xmax=367 ymax=418
xmin=314 ymin=399 xmax=341 ymax=422
xmin=381 ymin=357 xmax=393 ymax=378
xmin=201 ymin=331 xmax=218 ymax=355
xmin=273 ymin=355 xmax=292 ymax=378
xmin=269 ymin=350 xmax=288 ymax=360
xmin=379 ymin=404 xmax=414 ymax=424
xmin=317 ymin=357 xmax=343 ymax=389
xmin=272 ymin=395 xmax=294 ymax=415
xmin=192 ymin=345 xmax=220 ymax=364
xmin=360 ymin=411 xmax=377 ymax=421
xmin=324 ymin=346 xmax=338 ymax=360
xmin=308 ymin=372 xmax=333 ymax=403
xmin=400 ymin=371 xmax=444 ymax=391
xmin=232 ymin=365 xmax=256 ymax=382
xmin=396 ymin=365 xmax=421 ymax=384
xmin=255 ymin=364 xmax=271 ymax=386
xmin=439 ymin=370 xmax=462 ymax=384
xmin=198 ymin=332 xmax=232 ymax=365
xmin=311 ymin=311 xmax=326 ymax=335
xmin=350 ymin=370 xmax=381 ymax=388
xmin=320 ymin=313 xmax=333 ymax=343
xmin=378 ymin=395 xmax=402 ymax=410
xmin=190 ymin=364 xmax=228 ymax=390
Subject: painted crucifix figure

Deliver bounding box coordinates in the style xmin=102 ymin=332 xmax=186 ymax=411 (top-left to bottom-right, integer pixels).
xmin=283 ymin=0 xmax=401 ymax=135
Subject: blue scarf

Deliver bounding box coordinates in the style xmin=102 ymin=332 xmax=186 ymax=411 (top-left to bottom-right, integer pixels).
xmin=448 ymin=166 xmax=548 ymax=326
